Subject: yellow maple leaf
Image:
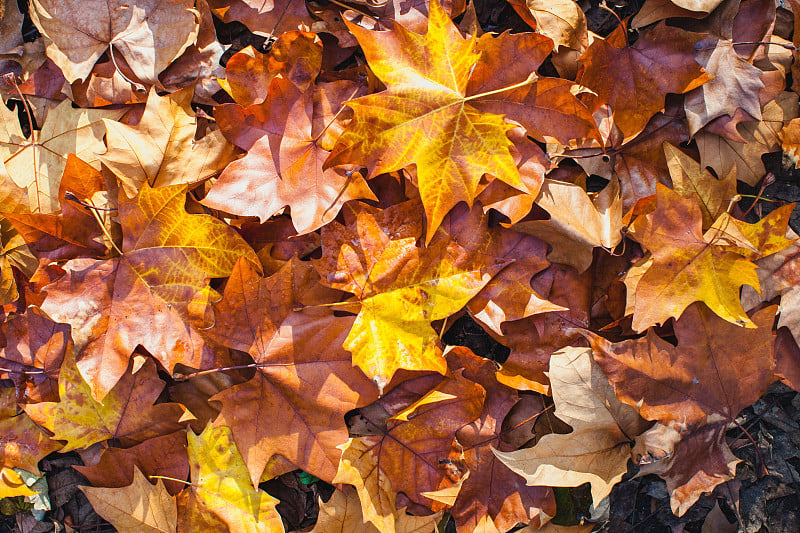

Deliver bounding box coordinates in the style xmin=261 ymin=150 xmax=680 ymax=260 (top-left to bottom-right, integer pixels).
xmin=626 ymin=184 xmax=790 ymax=331
xmin=181 ymin=424 xmax=285 ymax=533
xmin=316 ymin=202 xmax=505 ymax=388
xmin=325 ymin=0 xmax=523 ymax=242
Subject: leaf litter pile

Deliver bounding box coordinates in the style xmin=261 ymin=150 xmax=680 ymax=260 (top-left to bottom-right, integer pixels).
xmin=4 ymin=0 xmax=800 ymax=531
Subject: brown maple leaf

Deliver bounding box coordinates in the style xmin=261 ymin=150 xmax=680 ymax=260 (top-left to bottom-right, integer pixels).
xmin=36 ymin=183 xmax=258 ymax=399
xmin=576 ymin=21 xmax=709 ymax=141
xmin=206 ymin=257 xmax=379 ymax=485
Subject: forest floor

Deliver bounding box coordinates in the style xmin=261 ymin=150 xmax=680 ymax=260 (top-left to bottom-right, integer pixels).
xmin=3 ymin=0 xmax=800 ymax=532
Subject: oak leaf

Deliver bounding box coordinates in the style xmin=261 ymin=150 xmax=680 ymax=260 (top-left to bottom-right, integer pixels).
xmin=37 ymin=183 xmax=258 ymax=399
xmin=80 ymin=467 xmax=177 ymax=533
xmin=24 ymin=353 xmax=186 ymax=451
xmin=206 ymin=257 xmax=379 ymax=485
xmin=493 ymin=347 xmax=649 ymax=507
xmin=179 ymin=424 xmax=285 ymax=533
xmin=30 ymin=0 xmax=199 ymax=84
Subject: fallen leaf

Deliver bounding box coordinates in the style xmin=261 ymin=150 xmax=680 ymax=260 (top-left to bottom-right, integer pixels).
xmin=514 ymin=178 xmax=623 ymax=272
xmin=179 ymin=424 xmax=285 ymax=532
xmin=207 ymin=257 xmax=379 ymax=485
xmin=315 ymin=201 xmax=505 ymax=387
xmin=696 ymin=91 xmax=798 ymax=185
xmin=493 ymin=347 xmax=649 ymax=507
xmin=24 ymin=353 xmax=186 ymax=451
xmin=37 ymin=183 xmax=258 ymax=399
xmin=577 ymin=21 xmax=708 ymax=140
xmin=101 ymin=87 xmax=236 ymax=197
xmin=81 ymin=467 xmax=177 ymax=533
xmin=204 ymin=80 xmax=376 ymax=234
xmin=626 ymin=183 xmax=766 ymax=331
xmin=30 ymin=0 xmax=200 ymax=84
xmin=506 ymin=0 xmax=588 ymax=51
xmin=0 ymin=100 xmax=122 ymax=213
xmin=663 ymin=142 xmax=737 ymax=228
xmin=586 ymin=303 xmax=776 ymax=430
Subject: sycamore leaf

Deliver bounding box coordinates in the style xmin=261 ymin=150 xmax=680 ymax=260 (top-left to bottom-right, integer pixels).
xmin=634 ymin=422 xmax=739 ymax=516
xmin=312 ymin=483 xmax=442 ymax=533
xmin=204 ymin=80 xmax=376 ymax=234
xmin=0 ymin=386 xmax=61 ymax=476
xmin=38 ymin=183 xmax=258 ymax=400
xmin=206 ymin=257 xmax=379 ymax=485
xmin=75 ymin=431 xmax=189 ymax=496
xmin=506 ymin=0 xmax=589 ymax=51
xmin=325 ymin=0 xmax=523 ymax=242
xmin=30 ymin=0 xmax=199 ymax=83
xmin=207 ymin=0 xmax=312 ymax=38
xmin=332 ymin=438 xmax=399 ymax=532
xmin=626 ymin=183 xmax=767 ymax=331
xmin=586 ymin=304 xmax=776 ymax=429
xmin=339 ymin=371 xmax=485 ymax=518
xmin=219 ymin=32 xmax=322 ymax=106
xmin=493 ymin=347 xmax=649 ymax=507
xmin=24 ymin=353 xmax=185 ymax=451
xmin=5 ymin=155 xmax=109 ymax=260
xmin=750 ymin=236 xmax=800 ymax=347
xmin=101 ymin=88 xmax=236 ymax=197
xmin=585 ymin=304 xmax=777 ymax=513
xmin=180 ymin=424 xmax=285 ymax=533
xmin=576 ymin=22 xmax=708 ymax=140
xmin=440 ymin=204 xmax=561 ymax=336
xmin=444 ymin=347 xmax=555 ymax=532
xmin=684 ymin=38 xmax=765 ymax=135
xmin=663 ymin=142 xmax=737 ymax=229
xmin=0 ymin=306 xmax=69 ymax=404
xmin=0 ymin=100 xmax=122 ymax=213
xmin=696 ymin=92 xmax=798 ymax=185
xmin=315 ymin=201 xmax=505 ymax=387
xmin=514 ymin=178 xmax=623 ymax=273
xmin=81 ymin=468 xmax=177 ymax=533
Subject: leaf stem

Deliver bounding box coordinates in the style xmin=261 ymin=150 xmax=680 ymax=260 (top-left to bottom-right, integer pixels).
xmin=463 ymin=76 xmax=538 ymax=102
xmin=148 ymin=475 xmax=194 ymax=486
xmin=79 ymin=194 xmax=123 ymax=256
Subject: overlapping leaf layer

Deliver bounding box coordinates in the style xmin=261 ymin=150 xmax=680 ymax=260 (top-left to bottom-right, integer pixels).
xmin=0 ymin=0 xmax=799 ymax=531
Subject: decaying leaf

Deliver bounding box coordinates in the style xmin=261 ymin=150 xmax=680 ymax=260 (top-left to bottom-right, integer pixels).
xmin=494 ymin=347 xmax=649 ymax=507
